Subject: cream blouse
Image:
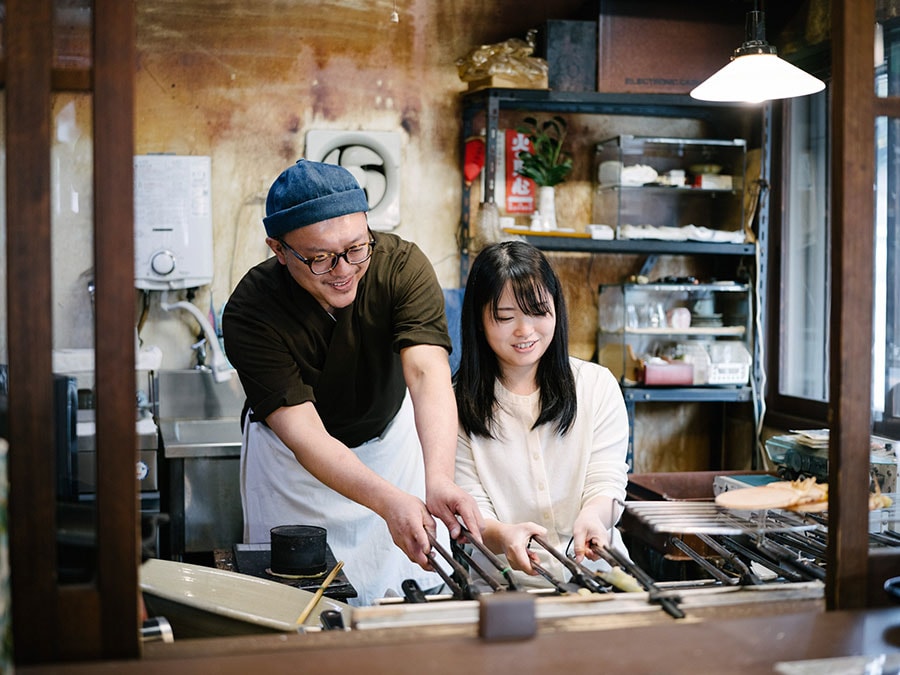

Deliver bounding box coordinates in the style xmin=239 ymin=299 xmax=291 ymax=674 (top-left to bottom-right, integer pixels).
xmin=455 ymin=357 xmax=629 ymax=587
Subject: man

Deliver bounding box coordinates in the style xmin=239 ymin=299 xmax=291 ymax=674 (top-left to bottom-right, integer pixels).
xmin=222 ymin=159 xmax=482 ymax=605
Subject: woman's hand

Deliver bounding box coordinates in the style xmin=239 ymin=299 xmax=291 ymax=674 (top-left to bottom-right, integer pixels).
xmin=572 ymin=497 xmax=619 ymax=562
xmin=484 ymin=520 xmax=547 ymax=575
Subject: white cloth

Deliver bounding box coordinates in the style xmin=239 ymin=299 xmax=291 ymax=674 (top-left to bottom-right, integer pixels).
xmin=455 ymin=358 xmax=630 ymax=589
xmin=241 ymin=391 xmax=447 ymax=606
xmin=618 ymin=223 xmax=746 ymax=243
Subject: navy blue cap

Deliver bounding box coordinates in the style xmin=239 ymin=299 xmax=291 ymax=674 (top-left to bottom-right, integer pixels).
xmin=263 ymin=159 xmax=369 ymax=238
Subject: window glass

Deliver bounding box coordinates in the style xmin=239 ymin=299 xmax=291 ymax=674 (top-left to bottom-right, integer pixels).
xmin=876 ymin=16 xmax=900 ymax=99
xmin=872 ymin=112 xmax=900 ymax=425
xmin=52 ymin=92 xmax=98 ymax=584
xmin=779 ymin=90 xmax=830 ymax=402
xmin=874 ymin=15 xmax=900 ymax=433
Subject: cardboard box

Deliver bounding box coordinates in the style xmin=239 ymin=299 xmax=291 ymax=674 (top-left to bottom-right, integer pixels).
xmin=466 ymin=73 xmax=548 ymax=93
xmin=596 ymin=0 xmax=745 ymax=94
xmin=533 ymin=20 xmax=598 ymax=92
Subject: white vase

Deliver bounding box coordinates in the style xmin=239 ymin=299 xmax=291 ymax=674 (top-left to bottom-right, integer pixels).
xmin=538 ymin=185 xmax=557 ymax=230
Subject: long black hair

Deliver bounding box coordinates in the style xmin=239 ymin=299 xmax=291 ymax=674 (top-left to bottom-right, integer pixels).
xmin=455 ymin=240 xmax=577 ymax=439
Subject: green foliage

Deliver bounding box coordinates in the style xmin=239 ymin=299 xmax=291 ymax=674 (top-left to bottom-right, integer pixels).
xmin=515 ymin=115 xmax=573 ymax=187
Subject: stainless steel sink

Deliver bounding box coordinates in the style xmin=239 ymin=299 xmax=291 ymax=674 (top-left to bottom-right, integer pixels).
xmin=156 ymin=369 xmax=247 ymax=554
xmin=157 ymin=369 xmax=245 ymax=459
xmin=161 ymin=418 xmax=241 ymax=458
xmin=160 ymin=420 xmax=241 ymax=457
xmin=172 ymin=418 xmax=242 ymax=445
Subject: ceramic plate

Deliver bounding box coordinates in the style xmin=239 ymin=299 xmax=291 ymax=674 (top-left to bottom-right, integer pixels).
xmin=715 ymin=486 xmax=798 ymax=510
xmin=140 ymin=557 xmax=349 ymax=634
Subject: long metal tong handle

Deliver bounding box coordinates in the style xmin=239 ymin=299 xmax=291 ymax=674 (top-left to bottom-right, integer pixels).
xmin=718 ymin=535 xmax=805 ymax=583
xmin=754 ymin=537 xmax=826 ymax=581
xmin=427 ymin=531 xmax=478 ymax=599
xmin=668 ymin=536 xmax=737 ymax=585
xmin=694 ymin=533 xmax=763 ymax=586
xmin=458 ymin=525 xmax=519 ymax=591
xmin=450 ymin=539 xmax=505 ymax=592
xmin=529 ymin=560 xmax=575 ymax=595
xmin=591 ymin=542 xmax=685 ymax=620
xmin=563 ymin=554 xmax=614 ymax=592
xmin=426 ymin=551 xmax=465 ymax=599
xmin=531 ymin=534 xmax=606 ymax=593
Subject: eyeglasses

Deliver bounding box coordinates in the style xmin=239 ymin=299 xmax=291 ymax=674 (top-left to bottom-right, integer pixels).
xmin=279 ymin=238 xmax=376 ymax=275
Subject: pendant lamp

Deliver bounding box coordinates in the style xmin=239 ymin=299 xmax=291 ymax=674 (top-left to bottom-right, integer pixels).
xmin=690 ymin=8 xmax=825 ymax=103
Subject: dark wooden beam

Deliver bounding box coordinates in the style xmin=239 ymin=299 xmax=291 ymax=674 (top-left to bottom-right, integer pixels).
xmin=92 ymin=0 xmax=140 ymax=658
xmin=4 ymin=0 xmax=57 ymax=663
xmin=52 ymin=67 xmax=92 ymax=92
xmin=0 ymin=62 xmax=93 ymax=91
xmin=5 ymin=0 xmax=58 ymax=663
xmin=827 ymin=0 xmax=876 ymax=610
xmin=6 ymin=1 xmax=138 ymax=662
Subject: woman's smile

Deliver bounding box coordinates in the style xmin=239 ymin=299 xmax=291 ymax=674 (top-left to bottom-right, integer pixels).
xmin=512 ymin=339 xmax=538 ymax=351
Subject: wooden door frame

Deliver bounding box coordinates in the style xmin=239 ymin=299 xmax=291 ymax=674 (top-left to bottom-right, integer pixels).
xmin=5 ymin=0 xmax=139 ymax=662
xmin=3 ymin=0 xmax=900 ymax=665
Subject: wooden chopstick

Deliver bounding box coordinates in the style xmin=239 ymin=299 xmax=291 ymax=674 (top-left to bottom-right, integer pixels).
xmin=295 ymin=560 xmax=344 ymax=626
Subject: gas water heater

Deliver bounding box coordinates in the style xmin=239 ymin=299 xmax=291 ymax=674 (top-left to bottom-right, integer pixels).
xmin=134 ymin=155 xmax=214 ymax=290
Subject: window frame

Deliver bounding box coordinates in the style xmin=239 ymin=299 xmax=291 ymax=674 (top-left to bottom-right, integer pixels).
xmin=766 ymin=28 xmax=900 ymax=442
xmin=765 ymin=82 xmax=833 ymax=431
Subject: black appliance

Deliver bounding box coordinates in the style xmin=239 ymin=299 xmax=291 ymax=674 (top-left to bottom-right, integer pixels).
xmin=54 ymin=374 xmax=79 ymax=501
xmin=0 ymin=366 xmax=78 ymax=498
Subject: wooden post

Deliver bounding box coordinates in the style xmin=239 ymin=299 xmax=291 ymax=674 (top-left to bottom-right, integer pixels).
xmin=827 ymin=0 xmax=876 ymax=610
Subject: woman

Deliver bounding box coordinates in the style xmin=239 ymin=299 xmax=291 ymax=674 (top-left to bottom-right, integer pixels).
xmin=455 ymin=241 xmax=630 ymax=589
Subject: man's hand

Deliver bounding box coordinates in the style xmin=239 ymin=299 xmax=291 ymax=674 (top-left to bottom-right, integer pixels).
xmin=425 ymin=477 xmax=484 ymax=542
xmin=379 ymin=490 xmax=438 ymax=570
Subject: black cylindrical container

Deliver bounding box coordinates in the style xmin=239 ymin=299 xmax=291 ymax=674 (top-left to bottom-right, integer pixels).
xmin=270 ymin=524 xmax=327 ymax=576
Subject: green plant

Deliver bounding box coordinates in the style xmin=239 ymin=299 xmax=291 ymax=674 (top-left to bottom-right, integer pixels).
xmin=515 ymin=115 xmax=573 ymax=187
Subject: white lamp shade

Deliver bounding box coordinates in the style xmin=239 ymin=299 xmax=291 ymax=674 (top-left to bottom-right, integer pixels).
xmin=690 ymin=53 xmax=826 ymax=103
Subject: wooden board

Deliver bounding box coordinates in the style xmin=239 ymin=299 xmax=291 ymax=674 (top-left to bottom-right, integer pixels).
xmin=503 ymin=227 xmax=590 ymax=238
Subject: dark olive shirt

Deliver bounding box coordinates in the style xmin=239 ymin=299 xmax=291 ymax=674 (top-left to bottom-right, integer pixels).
xmin=222 ymin=231 xmax=451 ymax=448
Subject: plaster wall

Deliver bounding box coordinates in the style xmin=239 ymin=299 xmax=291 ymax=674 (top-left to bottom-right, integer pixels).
xmin=0 ymin=1 xmax=754 ymax=471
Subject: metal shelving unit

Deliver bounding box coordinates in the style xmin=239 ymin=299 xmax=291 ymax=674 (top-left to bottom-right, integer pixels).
xmin=458 ymin=87 xmax=764 ymax=278
xmin=510 ymin=235 xmax=756 ymax=257
xmin=458 ymin=88 xmax=770 ymax=471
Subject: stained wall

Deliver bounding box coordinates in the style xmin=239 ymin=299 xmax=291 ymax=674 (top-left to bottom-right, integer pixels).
xmin=3 ymin=1 xmax=763 ymax=472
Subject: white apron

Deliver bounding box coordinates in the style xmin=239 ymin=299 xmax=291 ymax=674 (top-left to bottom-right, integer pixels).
xmin=240 ymin=392 xmax=447 ymax=606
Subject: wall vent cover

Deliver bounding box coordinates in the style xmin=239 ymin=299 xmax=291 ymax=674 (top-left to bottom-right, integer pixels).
xmin=305 ymin=130 xmax=401 ymax=231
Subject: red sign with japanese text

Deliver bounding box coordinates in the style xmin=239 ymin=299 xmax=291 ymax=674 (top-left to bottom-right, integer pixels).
xmin=505 ymin=129 xmax=535 ymax=214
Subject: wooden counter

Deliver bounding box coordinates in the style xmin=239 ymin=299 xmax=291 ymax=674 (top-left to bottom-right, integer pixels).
xmin=20 ymin=605 xmax=900 ymax=674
